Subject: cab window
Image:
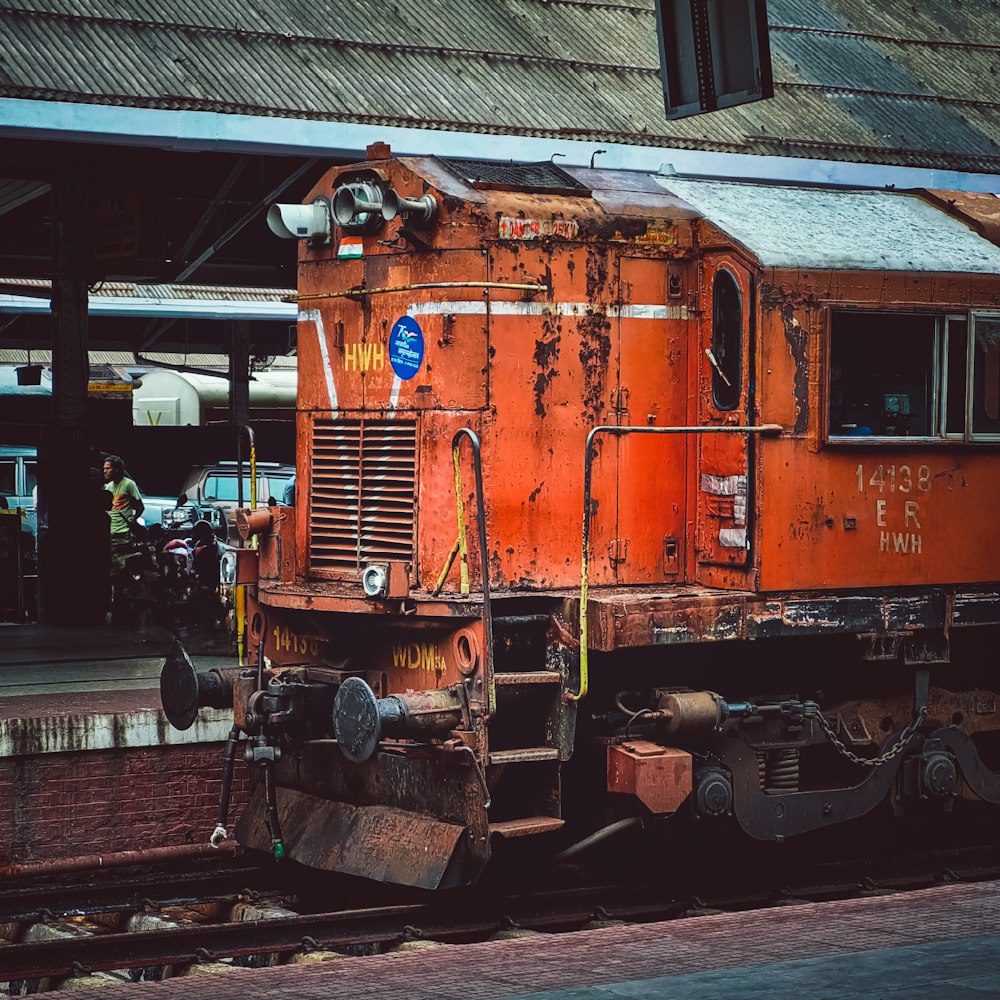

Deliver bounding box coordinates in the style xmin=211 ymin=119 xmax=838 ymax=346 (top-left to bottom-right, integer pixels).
xmin=829 ymin=310 xmax=1000 ymax=441
xmin=711 ymin=269 xmax=742 ymax=410
xmin=972 ymin=316 xmax=1000 ymax=437
xmin=829 ymin=312 xmax=935 ymax=437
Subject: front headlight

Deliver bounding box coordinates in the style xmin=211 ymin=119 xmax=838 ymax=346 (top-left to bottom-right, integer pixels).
xmin=361 ymin=563 xmax=388 ymax=598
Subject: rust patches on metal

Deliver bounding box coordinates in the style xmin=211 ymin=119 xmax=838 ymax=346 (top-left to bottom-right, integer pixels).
xmin=489 ymin=547 xmax=505 ymax=585
xmin=788 ymin=496 xmax=835 ymax=542
xmin=0 ymin=843 xmax=236 ymax=880
xmin=607 ymin=741 xmax=693 ymax=814
xmin=584 ymin=246 xmax=608 ymax=302
xmin=547 ymin=612 xmax=580 ymax=652
xmin=578 ymin=311 xmax=612 ymax=421
xmin=489 ymin=816 xmax=565 ymax=837
xmin=590 ymin=216 xmax=649 ymax=242
xmin=830 ymin=687 xmax=1000 ymax=753
xmin=532 ymin=317 xmax=561 ymax=418
xmin=239 ymin=785 xmax=468 ymax=889
xmin=780 ymin=302 xmax=809 ymax=434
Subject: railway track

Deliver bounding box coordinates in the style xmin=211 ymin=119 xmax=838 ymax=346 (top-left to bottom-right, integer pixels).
xmin=2 ymin=843 xmax=1000 ymax=991
xmin=0 ymin=855 xmax=287 ymax=926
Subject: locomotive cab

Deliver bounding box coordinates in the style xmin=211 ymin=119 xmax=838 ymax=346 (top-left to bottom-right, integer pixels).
xmin=162 ymin=146 xmax=1000 ymax=889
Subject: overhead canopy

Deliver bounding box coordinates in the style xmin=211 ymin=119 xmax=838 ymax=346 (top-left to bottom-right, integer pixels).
xmin=0 ymin=281 xmax=298 ymax=357
xmin=0 ymin=282 xmax=296 ymax=321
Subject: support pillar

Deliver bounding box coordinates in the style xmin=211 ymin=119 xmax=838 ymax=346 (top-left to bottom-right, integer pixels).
xmin=38 ymin=170 xmax=107 ymax=625
xmin=229 ymin=320 xmax=250 ymax=428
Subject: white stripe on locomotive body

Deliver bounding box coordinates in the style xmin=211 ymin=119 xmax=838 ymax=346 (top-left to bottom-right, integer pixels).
xmin=405 ymin=301 xmax=689 ymax=319
xmin=300 ymin=308 xmax=338 ymax=414
xmin=302 ymin=299 xmax=689 ymax=413
xmin=387 ymin=374 xmax=402 ymax=416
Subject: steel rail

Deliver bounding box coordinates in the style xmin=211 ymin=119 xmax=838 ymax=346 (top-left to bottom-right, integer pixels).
xmin=0 ymin=860 xmax=280 ymax=925
xmin=5 ymin=852 xmax=1000 ymax=982
xmin=0 ymin=897 xmax=598 ymax=980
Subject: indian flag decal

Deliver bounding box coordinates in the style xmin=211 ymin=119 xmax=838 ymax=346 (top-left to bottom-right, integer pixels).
xmin=338 ymin=236 xmax=363 ymax=259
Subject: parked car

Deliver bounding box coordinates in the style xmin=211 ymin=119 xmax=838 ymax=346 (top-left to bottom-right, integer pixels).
xmin=151 ymin=462 xmax=293 ymax=541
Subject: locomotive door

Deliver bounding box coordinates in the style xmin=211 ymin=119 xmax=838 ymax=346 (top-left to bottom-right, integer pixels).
xmin=615 ymin=256 xmax=689 ymax=583
xmin=696 ymin=255 xmax=753 ymax=570
xmin=489 ymin=242 xmax=620 ymax=587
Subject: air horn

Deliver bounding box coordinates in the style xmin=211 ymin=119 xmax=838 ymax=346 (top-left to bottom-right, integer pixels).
xmin=332 ymin=182 xmax=384 ymax=227
xmin=381 ymin=190 xmax=437 ymax=225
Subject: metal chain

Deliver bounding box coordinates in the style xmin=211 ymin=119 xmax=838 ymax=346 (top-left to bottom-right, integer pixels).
xmin=815 ymin=706 xmax=928 ymax=768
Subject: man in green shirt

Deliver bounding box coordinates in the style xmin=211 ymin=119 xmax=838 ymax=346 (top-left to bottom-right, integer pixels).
xmin=103 ymin=455 xmax=144 ymax=567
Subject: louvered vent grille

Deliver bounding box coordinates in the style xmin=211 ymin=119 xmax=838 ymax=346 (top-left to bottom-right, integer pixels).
xmin=310 ymin=419 xmax=416 ymax=574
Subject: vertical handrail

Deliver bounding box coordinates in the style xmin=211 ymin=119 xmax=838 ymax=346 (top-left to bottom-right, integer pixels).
xmin=451 ymin=428 xmax=496 ymax=716
xmin=451 ymin=446 xmax=471 ymax=595
xmin=573 ymin=423 xmax=782 ymax=702
xmin=235 ymin=423 xmax=258 ymax=525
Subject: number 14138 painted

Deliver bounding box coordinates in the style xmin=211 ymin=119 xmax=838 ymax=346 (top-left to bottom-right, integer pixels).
xmin=856 ymin=464 xmax=932 ymax=494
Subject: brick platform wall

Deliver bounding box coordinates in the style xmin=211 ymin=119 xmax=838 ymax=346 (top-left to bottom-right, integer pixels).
xmin=0 ymin=743 xmax=250 ymax=864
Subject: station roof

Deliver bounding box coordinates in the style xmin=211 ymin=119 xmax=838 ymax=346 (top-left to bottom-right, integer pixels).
xmin=0 ymin=350 xmax=297 ymax=368
xmin=1 ymin=0 xmax=999 ymax=177
xmin=0 ymin=280 xmax=296 ymax=320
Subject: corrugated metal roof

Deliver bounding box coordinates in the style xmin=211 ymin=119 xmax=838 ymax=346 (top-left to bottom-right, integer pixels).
xmin=0 ymin=279 xmax=294 ymax=301
xmin=0 ymin=1 xmax=998 ymax=172
xmin=659 ymin=177 xmax=1000 ymax=271
xmin=0 ymin=350 xmax=297 ymax=367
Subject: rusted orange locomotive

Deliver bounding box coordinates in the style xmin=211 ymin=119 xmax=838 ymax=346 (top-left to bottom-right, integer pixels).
xmin=163 ymin=145 xmax=1000 ymax=889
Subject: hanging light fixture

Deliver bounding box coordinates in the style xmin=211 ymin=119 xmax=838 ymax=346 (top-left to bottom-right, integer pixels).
xmin=15 ymin=327 xmax=42 ymax=385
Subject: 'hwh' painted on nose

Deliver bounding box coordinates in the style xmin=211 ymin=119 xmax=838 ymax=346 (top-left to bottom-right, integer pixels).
xmin=344 ymin=342 xmax=385 ymax=371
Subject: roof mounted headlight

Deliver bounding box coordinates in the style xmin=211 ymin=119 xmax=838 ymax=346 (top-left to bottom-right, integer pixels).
xmin=266 ymin=198 xmax=332 ymax=244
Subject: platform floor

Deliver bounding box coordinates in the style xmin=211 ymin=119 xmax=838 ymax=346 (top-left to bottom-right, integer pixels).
xmin=38 ymin=877 xmax=1000 ymax=998
xmin=0 ymin=623 xmax=232 ymax=696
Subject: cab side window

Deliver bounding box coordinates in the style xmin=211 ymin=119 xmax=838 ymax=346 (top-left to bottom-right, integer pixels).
xmin=829 ymin=312 xmax=935 ymax=437
xmin=972 ymin=316 xmax=1000 ymax=436
xmin=712 ymin=269 xmax=742 ymax=411
xmin=829 ymin=310 xmax=1000 ymax=441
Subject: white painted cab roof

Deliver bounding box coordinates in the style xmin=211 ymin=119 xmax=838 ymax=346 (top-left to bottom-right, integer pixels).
xmin=657 ymin=177 xmax=1000 ymax=273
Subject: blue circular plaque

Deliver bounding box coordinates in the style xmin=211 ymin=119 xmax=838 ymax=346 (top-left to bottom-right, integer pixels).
xmin=388 ymin=316 xmax=424 ymax=380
